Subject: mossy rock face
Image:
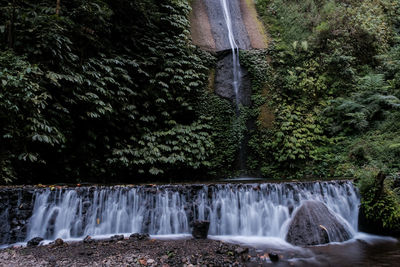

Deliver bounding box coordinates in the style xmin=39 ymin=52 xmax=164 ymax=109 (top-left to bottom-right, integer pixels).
xmin=358 ymin=204 xmax=382 ymax=235
xmin=258 ymin=103 xmax=274 ymax=129
xmin=286 ymin=200 xmax=353 ymax=246
xmin=357 ymin=172 xmax=400 ymax=237
xmin=358 ymin=194 xmax=400 ymax=237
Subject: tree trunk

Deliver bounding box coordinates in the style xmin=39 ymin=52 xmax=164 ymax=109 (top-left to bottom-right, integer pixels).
xmin=56 ymin=0 xmax=61 ymax=16
xmin=7 ymin=0 xmax=16 ymax=49
xmin=375 ymin=171 xmax=386 ymax=196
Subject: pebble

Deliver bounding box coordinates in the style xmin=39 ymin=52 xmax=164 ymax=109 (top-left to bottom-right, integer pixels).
xmin=161 ymin=255 xmax=168 ymax=261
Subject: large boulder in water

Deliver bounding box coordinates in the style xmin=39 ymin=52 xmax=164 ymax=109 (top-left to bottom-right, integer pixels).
xmin=286 ymin=200 xmax=353 ymax=246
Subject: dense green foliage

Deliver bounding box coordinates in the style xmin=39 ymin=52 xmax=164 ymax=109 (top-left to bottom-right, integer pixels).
xmin=248 ymin=0 xmax=400 ymax=232
xmin=197 ymin=91 xmax=246 ymax=177
xmin=0 ymin=0 xmax=223 ymax=183
xmin=357 ymin=170 xmax=400 ymax=233
xmin=1 ymin=0 xmax=400 ymax=232
xmin=247 ymin=0 xmax=400 ymax=177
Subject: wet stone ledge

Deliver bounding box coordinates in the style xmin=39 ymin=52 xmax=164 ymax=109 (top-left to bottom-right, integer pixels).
xmin=0 ymin=188 xmax=35 ymax=245
xmin=0 ymin=180 xmax=356 ymax=246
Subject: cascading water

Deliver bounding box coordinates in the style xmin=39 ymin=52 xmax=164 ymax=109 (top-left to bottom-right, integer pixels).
xmin=220 ymin=0 xmax=241 ymax=112
xmin=24 ymin=181 xmax=359 ymax=243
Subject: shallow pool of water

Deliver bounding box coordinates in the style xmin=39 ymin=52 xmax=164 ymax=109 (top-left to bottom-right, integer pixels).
xmin=211 ymin=233 xmax=399 ymax=266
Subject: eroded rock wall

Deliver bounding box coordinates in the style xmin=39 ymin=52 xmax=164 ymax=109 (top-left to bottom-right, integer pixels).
xmin=189 ymin=0 xmax=216 ymax=51
xmin=214 ymin=50 xmax=251 ymax=105
xmin=190 ymin=0 xmax=267 ymax=51
xmin=0 ymin=188 xmax=35 ymax=245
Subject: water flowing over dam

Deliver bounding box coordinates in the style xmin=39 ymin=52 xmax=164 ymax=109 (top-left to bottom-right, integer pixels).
xmin=10 ymin=181 xmax=358 ymax=243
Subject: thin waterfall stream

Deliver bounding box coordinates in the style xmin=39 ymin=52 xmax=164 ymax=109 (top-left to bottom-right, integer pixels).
xmin=220 ymin=0 xmax=241 ymax=113
xmin=219 ymin=0 xmax=247 ymax=171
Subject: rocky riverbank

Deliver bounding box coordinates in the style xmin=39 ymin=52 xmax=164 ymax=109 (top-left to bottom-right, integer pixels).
xmin=0 ymin=236 xmax=274 ymax=267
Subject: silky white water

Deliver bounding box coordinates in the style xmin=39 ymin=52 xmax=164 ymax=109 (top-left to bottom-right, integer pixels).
xmin=25 ymin=181 xmax=359 ymax=242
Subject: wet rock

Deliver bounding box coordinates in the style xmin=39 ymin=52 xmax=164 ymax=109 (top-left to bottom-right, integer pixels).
xmin=83 ymin=235 xmax=94 ymax=244
xmin=202 ymin=0 xmax=251 ymax=50
xmin=286 ymin=200 xmax=352 ymax=246
xmin=214 ymin=51 xmax=251 ymax=106
xmin=268 ymin=252 xmax=279 ymax=262
xmin=192 ymin=220 xmax=210 ymax=239
xmin=288 ymin=205 xmax=294 ymax=216
xmin=129 ymin=233 xmax=150 ymax=241
xmin=235 ymin=247 xmax=249 ymax=261
xmin=0 ymin=189 xmax=34 ymax=245
xmin=82 ymin=201 xmax=91 ymax=209
xmin=235 ymin=247 xmax=248 ymax=255
xmin=11 ymin=218 xmax=18 ymax=226
xmin=54 ymin=238 xmax=64 ymax=246
xmin=27 ymin=237 xmax=44 ymax=247
xmin=110 ymin=235 xmax=124 ymax=241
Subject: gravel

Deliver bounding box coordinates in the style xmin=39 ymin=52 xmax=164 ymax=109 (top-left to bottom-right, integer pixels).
xmin=0 ymin=237 xmax=269 ymax=267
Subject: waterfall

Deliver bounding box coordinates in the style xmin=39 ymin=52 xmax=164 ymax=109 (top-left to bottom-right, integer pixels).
xmin=219 ymin=0 xmax=246 ymax=170
xmin=220 ymin=0 xmax=241 ymax=111
xmin=24 ymin=181 xmax=359 ymax=241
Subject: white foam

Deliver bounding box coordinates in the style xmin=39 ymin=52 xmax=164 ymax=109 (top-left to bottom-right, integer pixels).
xmin=151 ymin=234 xmax=192 ymax=240
xmin=353 ymin=232 xmax=398 ymax=244
xmin=209 ymin=235 xmax=304 ymax=251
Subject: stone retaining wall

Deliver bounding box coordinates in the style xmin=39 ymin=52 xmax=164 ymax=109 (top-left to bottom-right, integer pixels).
xmin=0 ymin=188 xmax=35 ymax=245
